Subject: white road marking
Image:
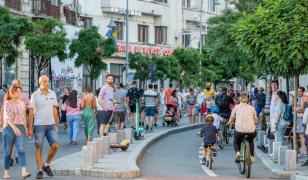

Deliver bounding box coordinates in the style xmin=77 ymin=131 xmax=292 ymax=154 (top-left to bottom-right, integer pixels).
xmin=198 ymin=143 xmax=218 ymax=177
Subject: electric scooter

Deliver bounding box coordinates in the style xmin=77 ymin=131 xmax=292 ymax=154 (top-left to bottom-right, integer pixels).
xmin=134 ymin=101 xmax=145 ymax=140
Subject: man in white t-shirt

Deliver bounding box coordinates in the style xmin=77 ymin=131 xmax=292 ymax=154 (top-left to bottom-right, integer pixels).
xmin=196 ymin=87 xmax=205 ymax=123
xmin=176 ymin=88 xmax=184 ymax=117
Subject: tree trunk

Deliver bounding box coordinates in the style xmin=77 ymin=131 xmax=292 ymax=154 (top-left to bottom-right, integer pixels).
xmin=286 ymin=76 xmax=290 ymax=101
xmin=90 ymin=78 xmax=93 ymax=91
xmin=37 ymin=69 xmax=41 ymax=88
xmin=293 ymin=75 xmax=299 ymax=150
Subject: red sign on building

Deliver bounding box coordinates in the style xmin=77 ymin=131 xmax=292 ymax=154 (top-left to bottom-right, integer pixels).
xmin=117 ymin=43 xmax=173 ymax=56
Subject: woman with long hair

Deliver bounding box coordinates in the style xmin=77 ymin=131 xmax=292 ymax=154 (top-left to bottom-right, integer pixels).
xmin=62 ymin=90 xmax=82 ymax=145
xmin=274 ymin=91 xmax=289 ymax=146
xmin=2 ymin=86 xmax=31 ymax=179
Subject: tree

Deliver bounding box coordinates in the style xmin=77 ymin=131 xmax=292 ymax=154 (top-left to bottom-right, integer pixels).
xmin=204 ymin=8 xmax=258 ymax=85
xmin=172 ymin=48 xmax=202 ymax=88
xmin=69 ymin=26 xmax=116 ymax=88
xmin=233 ymin=0 xmax=308 ymax=149
xmin=0 ymin=7 xmax=32 ymax=66
xmin=166 ymin=56 xmax=181 ymax=82
xmin=152 ymin=56 xmax=169 ymax=82
xmin=128 ymin=53 xmax=149 ymax=88
xmin=25 ymin=18 xmax=68 ymax=83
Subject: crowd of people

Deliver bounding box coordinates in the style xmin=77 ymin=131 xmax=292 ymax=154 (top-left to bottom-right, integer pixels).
xmin=1 ymin=74 xmax=308 ymax=179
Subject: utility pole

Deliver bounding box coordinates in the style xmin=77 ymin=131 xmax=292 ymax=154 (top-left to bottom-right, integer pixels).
xmin=125 ymin=0 xmax=129 ymax=85
xmin=199 ymin=0 xmax=203 ymax=84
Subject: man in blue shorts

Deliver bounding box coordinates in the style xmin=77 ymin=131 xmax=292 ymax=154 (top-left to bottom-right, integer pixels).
xmin=144 ymin=84 xmax=158 ymax=131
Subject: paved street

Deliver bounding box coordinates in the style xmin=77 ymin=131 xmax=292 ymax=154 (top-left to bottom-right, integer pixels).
xmin=141 ymin=129 xmax=287 ymax=180
xmin=0 ymin=123 xmax=99 ymax=179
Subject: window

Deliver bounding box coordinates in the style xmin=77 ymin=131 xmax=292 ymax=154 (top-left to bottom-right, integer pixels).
xmin=155 ymin=26 xmax=167 ymax=45
xmin=153 ymin=0 xmax=168 ymax=3
xmin=208 ymin=0 xmax=216 ymax=12
xmin=182 ymin=0 xmax=191 ymax=8
xmin=182 ymin=34 xmax=191 ymax=47
xmin=138 ymin=25 xmax=149 ymax=43
xmin=110 ymin=63 xmax=123 ymax=84
xmin=115 ymin=21 xmax=124 ymax=40
xmin=50 ymin=0 xmax=58 ymax=6
xmin=80 ymin=17 xmax=92 ymax=28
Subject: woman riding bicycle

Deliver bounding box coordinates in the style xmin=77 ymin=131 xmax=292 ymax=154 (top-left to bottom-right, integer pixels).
xmin=228 ymin=91 xmax=257 ymax=163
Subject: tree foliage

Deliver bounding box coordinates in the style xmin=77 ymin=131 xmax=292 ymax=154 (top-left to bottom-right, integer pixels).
xmin=0 ymin=6 xmax=32 ymax=66
xmin=233 ymin=0 xmax=308 ymax=77
xmin=69 ymin=26 xmax=116 ymax=85
xmin=25 ymin=18 xmax=68 ymax=79
xmin=129 ymin=53 xmax=149 ymax=83
xmin=172 ymin=48 xmax=202 ymax=87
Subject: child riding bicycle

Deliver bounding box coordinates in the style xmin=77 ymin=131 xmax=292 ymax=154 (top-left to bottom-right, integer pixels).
xmin=198 ymin=115 xmax=218 ymax=165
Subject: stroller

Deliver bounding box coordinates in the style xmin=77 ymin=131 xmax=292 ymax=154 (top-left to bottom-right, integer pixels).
xmin=163 ymin=103 xmax=178 ymax=127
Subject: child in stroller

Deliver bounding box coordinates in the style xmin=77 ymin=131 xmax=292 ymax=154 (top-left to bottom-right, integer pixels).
xmin=163 ymin=103 xmax=178 ymax=126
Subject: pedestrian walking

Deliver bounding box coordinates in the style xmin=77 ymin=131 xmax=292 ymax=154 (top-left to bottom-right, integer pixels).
xmin=295 ymin=87 xmax=307 ymax=155
xmin=301 ymin=92 xmax=308 ymax=166
xmin=269 ymin=80 xmax=279 ymax=135
xmin=28 ymin=75 xmax=59 ymax=179
xmin=164 ymin=83 xmax=173 ymax=105
xmin=8 ymin=79 xmax=30 ymax=166
xmin=153 ymin=84 xmax=160 ymax=126
xmin=159 ymin=87 xmax=166 ymax=118
xmin=187 ymin=88 xmax=196 ymax=124
xmin=82 ymin=87 xmax=96 ymax=141
xmin=274 ymin=91 xmax=289 ymax=146
xmin=98 ymin=74 xmax=114 ymax=136
xmin=215 ymin=87 xmax=234 ymax=121
xmin=170 ymin=89 xmax=180 ymax=122
xmin=126 ymin=81 xmax=141 ymax=129
xmin=60 ymin=87 xmax=70 ymax=131
xmin=196 ymin=87 xmax=205 ymax=123
xmin=255 ymin=87 xmax=266 ymax=117
xmin=176 ymin=88 xmax=184 ymax=118
xmin=2 ymin=85 xmax=31 ymax=179
xmin=113 ymin=83 xmax=127 ymax=131
xmin=95 ymin=88 xmax=104 ymax=135
xmin=144 ymin=84 xmax=158 ymax=131
xmin=62 ymin=90 xmax=82 ymax=145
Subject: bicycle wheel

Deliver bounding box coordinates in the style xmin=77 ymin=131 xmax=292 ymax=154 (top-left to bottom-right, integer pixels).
xmin=225 ymin=126 xmax=229 ymax=144
xmin=238 ymin=142 xmax=246 ymax=175
xmin=245 ymin=141 xmax=251 ymax=178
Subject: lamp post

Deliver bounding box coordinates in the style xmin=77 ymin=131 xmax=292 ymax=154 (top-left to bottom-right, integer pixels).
xmin=125 ymin=0 xmax=129 ymax=86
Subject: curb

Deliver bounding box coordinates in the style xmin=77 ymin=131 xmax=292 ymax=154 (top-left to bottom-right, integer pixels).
xmin=255 ymin=148 xmax=296 ymax=178
xmin=53 ymin=123 xmax=203 ymax=178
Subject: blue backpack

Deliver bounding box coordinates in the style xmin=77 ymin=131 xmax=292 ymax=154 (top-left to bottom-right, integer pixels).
xmin=283 ymin=105 xmax=293 ymax=123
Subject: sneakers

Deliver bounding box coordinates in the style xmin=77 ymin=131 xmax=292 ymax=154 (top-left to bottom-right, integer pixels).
xmin=235 ymin=152 xmax=241 ymax=163
xmin=154 ymin=123 xmax=158 ymax=127
xmin=250 ymin=156 xmax=256 ymax=163
xmin=202 ymin=157 xmax=206 ymax=165
xmin=42 ymin=164 xmax=54 ymax=177
xmin=15 ymin=157 xmax=19 ymax=165
xmin=3 ymin=170 xmax=10 ymax=179
xmin=36 ymin=170 xmax=43 ymax=179
xmin=10 ymin=158 xmax=14 ymax=166
xmin=22 ymin=167 xmax=31 ymax=179
xmin=146 ymin=125 xmax=149 ymax=130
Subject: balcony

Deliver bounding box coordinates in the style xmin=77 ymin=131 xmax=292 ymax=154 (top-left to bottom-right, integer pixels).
xmin=64 ymin=6 xmax=77 ymax=25
xmin=5 ymin=0 xmax=22 ymax=11
xmin=32 ymin=0 xmax=61 ymax=19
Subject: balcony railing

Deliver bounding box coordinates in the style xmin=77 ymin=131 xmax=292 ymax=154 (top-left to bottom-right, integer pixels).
xmin=32 ymin=0 xmax=60 ymax=19
xmin=63 ymin=7 xmax=77 ymax=25
xmin=5 ymin=0 xmax=22 ymax=11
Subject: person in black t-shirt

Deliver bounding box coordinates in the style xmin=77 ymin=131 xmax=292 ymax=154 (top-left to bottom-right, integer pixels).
xmin=215 ymin=87 xmax=234 ymax=119
xmin=126 ymin=81 xmax=141 ymax=129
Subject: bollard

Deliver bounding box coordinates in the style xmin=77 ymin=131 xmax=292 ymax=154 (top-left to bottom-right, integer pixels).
xmin=109 ymin=132 xmax=119 ymax=144
xmin=117 ymin=130 xmax=125 ymax=144
xmin=82 ymin=145 xmax=94 ymax=168
xmin=272 ymin=141 xmax=281 ymax=161
xmin=124 ymin=128 xmax=133 ymax=143
xmin=268 ymin=139 xmax=274 ymax=156
xmin=88 ymin=141 xmax=98 ymax=163
xmin=278 ymin=146 xmax=288 ymax=166
xmin=285 ymin=150 xmax=297 ymax=170
xmin=263 ymin=135 xmax=268 ymax=146
xmin=101 ymin=135 xmax=110 ymax=154
xmin=257 ymin=131 xmax=265 ymax=146
xmin=93 ymin=138 xmax=103 ymax=159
